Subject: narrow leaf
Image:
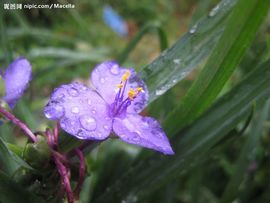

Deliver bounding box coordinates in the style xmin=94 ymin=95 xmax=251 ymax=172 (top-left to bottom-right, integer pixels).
xmin=164 ymin=0 xmax=270 ymax=136
xmin=140 ymin=0 xmax=237 ymax=103
xmin=221 ymin=100 xmax=270 ymax=203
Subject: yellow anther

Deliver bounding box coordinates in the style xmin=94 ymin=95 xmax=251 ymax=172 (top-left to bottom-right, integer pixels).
xmin=122 ymin=70 xmax=131 ymax=82
xmin=117 ymin=84 xmax=123 ymax=88
xmin=128 ymin=87 xmax=144 ymax=100
xmin=128 ymin=88 xmax=136 ymax=100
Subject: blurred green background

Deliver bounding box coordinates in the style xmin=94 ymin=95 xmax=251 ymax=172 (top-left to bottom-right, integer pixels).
xmin=1 ymin=0 xmax=270 ymax=203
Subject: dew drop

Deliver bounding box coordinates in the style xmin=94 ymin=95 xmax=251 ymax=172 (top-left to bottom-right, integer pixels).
xmin=100 ymin=78 xmax=105 ymax=84
xmin=71 ymin=106 xmax=80 ymax=114
xmin=92 ymin=109 xmax=96 ymax=114
xmin=155 ymin=87 xmax=166 ymax=96
xmin=77 ymin=131 xmax=85 ymax=138
xmin=60 ymin=122 xmax=66 ymax=128
xmin=44 ymin=104 xmax=64 ymax=120
xmin=79 ymin=115 xmax=97 ymax=131
xmin=132 ymin=135 xmax=141 ymax=143
xmin=56 ymin=93 xmax=65 ymax=100
xmin=208 ymin=5 xmax=220 ymax=17
xmin=173 ymin=58 xmax=181 ymax=65
xmin=87 ymin=99 xmax=92 ymax=105
xmin=110 ymin=64 xmax=119 ymax=75
xmin=97 ymin=132 xmax=103 ymax=137
xmin=103 ymin=125 xmax=109 ymax=130
xmin=80 ymin=85 xmax=87 ymax=91
xmin=181 ymin=71 xmax=189 ymax=78
xmin=189 ymin=24 xmax=197 ymax=34
xmin=68 ymin=87 xmax=79 ymax=97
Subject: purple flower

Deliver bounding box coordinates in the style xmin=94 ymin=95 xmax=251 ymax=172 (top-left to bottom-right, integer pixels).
xmin=1 ymin=57 xmax=32 ymax=109
xmin=44 ymin=61 xmax=174 ymax=155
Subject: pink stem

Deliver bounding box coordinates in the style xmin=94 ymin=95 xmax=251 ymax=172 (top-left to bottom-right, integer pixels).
xmin=74 ymin=149 xmax=86 ymax=199
xmin=53 ymin=122 xmax=60 ymax=145
xmin=0 ymin=105 xmax=37 ymax=142
xmin=45 ymin=128 xmax=53 ymax=147
xmin=53 ymin=152 xmax=74 ymax=203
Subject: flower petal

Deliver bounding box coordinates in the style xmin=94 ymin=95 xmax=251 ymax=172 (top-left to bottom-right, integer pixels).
xmin=113 ymin=114 xmax=174 ymax=155
xmin=44 ymin=83 xmax=112 ymax=140
xmin=91 ymin=61 xmax=148 ymax=113
xmin=3 ymin=57 xmax=32 ymax=109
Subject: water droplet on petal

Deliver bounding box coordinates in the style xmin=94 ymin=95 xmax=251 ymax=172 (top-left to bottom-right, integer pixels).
xmin=100 ymin=78 xmax=105 ymax=84
xmin=61 ymin=122 xmax=66 ymax=128
xmin=71 ymin=106 xmax=80 ymax=114
xmin=68 ymin=87 xmax=79 ymax=96
xmin=87 ymin=99 xmax=92 ymax=105
xmin=132 ymin=135 xmax=141 ymax=143
xmin=103 ymin=125 xmax=109 ymax=130
xmin=97 ymin=132 xmax=103 ymax=137
xmin=56 ymin=93 xmax=65 ymax=100
xmin=77 ymin=130 xmax=85 ymax=138
xmin=92 ymin=109 xmax=96 ymax=114
xmin=44 ymin=104 xmax=64 ymax=120
xmin=189 ymin=24 xmax=197 ymax=34
xmin=80 ymin=86 xmax=87 ymax=92
xmin=79 ymin=115 xmax=97 ymax=131
xmin=110 ymin=65 xmax=119 ymax=75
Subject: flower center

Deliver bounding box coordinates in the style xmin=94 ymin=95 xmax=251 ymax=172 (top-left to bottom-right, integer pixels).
xmin=110 ymin=70 xmax=143 ymax=117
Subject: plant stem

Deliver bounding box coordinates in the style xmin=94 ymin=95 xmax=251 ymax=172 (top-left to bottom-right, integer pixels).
xmin=74 ymin=149 xmax=86 ymax=199
xmin=0 ymin=106 xmax=37 ymax=142
xmin=53 ymin=152 xmax=74 ymax=203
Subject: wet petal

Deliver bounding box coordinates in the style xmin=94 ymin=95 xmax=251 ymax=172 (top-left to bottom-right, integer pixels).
xmin=91 ymin=61 xmax=148 ymax=113
xmin=44 ymin=83 xmax=112 ymax=140
xmin=113 ymin=114 xmax=174 ymax=155
xmin=127 ymin=70 xmax=149 ymax=113
xmin=3 ymin=57 xmax=32 ymax=109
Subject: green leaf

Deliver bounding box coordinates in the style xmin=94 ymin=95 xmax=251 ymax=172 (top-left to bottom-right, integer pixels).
xmin=0 ymin=138 xmax=32 ymax=175
xmin=139 ymin=0 xmax=237 ymax=104
xmin=28 ymin=47 xmax=109 ymax=61
xmin=0 ymin=171 xmax=46 ymax=203
xmin=93 ymin=59 xmax=270 ymax=203
xmin=164 ymin=0 xmax=270 ymax=136
xmin=6 ymin=27 xmax=77 ymax=45
xmin=118 ymin=22 xmax=169 ymax=64
xmin=220 ymin=100 xmax=270 ymax=203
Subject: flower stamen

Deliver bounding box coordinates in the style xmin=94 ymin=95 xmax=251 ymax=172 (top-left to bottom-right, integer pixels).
xmin=128 ymin=87 xmax=144 ymax=100
xmin=117 ymin=83 xmax=123 ymax=88
xmin=122 ymin=70 xmax=130 ymax=82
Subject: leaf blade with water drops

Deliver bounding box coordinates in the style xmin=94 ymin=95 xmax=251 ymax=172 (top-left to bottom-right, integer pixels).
xmin=139 ymin=0 xmax=237 ymax=103
xmin=164 ymin=0 xmax=269 ymax=136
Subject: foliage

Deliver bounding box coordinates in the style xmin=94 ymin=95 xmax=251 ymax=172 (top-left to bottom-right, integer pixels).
xmin=0 ymin=0 xmax=270 ymax=202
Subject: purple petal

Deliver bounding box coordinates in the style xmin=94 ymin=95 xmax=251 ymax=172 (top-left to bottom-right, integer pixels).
xmin=91 ymin=61 xmax=148 ymax=113
xmin=44 ymin=83 xmax=112 ymax=140
xmin=113 ymin=114 xmax=174 ymax=155
xmin=3 ymin=57 xmax=32 ymax=109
